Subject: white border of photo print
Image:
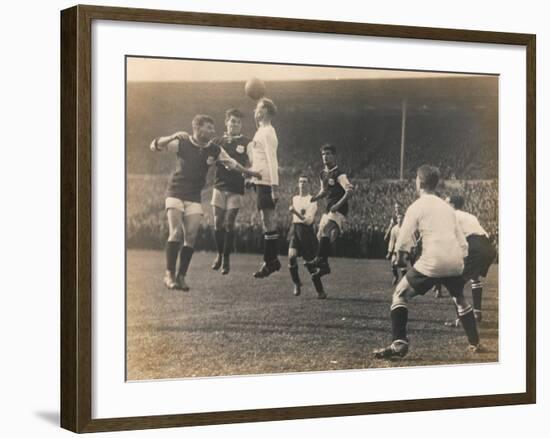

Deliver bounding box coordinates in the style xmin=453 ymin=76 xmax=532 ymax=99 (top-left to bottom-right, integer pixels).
xmin=92 ymin=19 xmax=525 ymax=419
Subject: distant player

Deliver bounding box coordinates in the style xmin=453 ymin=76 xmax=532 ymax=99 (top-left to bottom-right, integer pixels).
xmin=373 ymin=165 xmax=482 ymax=360
xmin=287 ymin=176 xmax=326 ymax=299
xmin=384 ymin=201 xmax=403 ymax=241
xmin=150 ymin=114 xmax=260 ymax=291
xmin=248 ymin=98 xmax=282 ymax=279
xmin=210 ymin=109 xmax=252 ymax=275
xmin=386 ymin=213 xmax=406 ymax=285
xmin=307 ymin=144 xmax=354 ymax=283
xmin=445 ymin=195 xmax=497 ymax=326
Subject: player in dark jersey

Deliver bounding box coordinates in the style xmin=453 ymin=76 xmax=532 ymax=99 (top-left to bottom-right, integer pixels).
xmin=306 ymin=144 xmax=353 ymax=284
xmin=210 ymin=109 xmax=252 ymax=275
xmin=150 ymin=114 xmax=260 ymax=291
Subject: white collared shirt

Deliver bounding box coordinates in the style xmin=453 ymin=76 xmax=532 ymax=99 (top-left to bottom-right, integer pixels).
xmin=396 ymin=193 xmax=468 ymax=277
xmin=248 ymin=125 xmax=279 ymax=186
xmin=455 ymin=210 xmax=489 ymax=238
xmin=292 ymin=195 xmax=317 ymax=225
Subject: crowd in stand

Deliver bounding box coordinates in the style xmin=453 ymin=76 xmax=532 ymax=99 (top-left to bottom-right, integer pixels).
xmin=127 ymin=174 xmax=498 ymax=259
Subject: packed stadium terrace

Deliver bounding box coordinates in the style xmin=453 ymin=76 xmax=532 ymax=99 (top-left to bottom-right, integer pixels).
xmin=127 ymin=175 xmax=498 ymax=259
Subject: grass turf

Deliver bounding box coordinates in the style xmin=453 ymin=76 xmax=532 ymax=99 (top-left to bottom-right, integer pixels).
xmin=126 ymin=250 xmax=498 ymax=380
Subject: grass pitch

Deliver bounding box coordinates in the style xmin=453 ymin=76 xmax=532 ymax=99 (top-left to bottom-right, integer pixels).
xmin=126 ymin=250 xmax=498 ymax=380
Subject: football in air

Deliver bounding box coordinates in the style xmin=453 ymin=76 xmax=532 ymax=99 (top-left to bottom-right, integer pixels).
xmin=244 ymin=77 xmax=266 ymax=100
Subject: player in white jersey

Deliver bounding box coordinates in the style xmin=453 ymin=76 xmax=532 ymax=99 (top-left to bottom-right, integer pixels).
xmin=445 ymin=195 xmax=497 ymax=326
xmin=374 ymin=165 xmax=482 ymax=359
xmin=386 ymin=213 xmax=406 ymax=285
xmin=247 ymin=98 xmax=282 ymax=279
xmin=287 ymin=176 xmax=326 ymax=299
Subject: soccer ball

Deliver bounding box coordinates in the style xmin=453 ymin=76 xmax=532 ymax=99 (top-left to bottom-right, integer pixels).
xmin=244 ymin=77 xmax=266 ymax=100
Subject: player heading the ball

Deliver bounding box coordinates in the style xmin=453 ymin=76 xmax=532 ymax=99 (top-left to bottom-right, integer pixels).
xmin=248 ymin=98 xmax=282 ymax=279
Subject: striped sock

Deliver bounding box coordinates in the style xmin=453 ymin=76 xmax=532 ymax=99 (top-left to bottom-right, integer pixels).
xmin=458 ymin=306 xmax=480 ymax=346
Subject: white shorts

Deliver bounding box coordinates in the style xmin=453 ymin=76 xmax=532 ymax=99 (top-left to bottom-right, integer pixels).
xmin=165 ymin=197 xmax=203 ymax=216
xmin=318 ymin=212 xmax=345 ymax=238
xmin=210 ymin=188 xmax=243 ymax=210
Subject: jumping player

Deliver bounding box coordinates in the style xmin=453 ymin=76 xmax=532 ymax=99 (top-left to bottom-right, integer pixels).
xmin=287 ymin=176 xmax=326 ymax=299
xmin=386 ymin=213 xmax=406 ymax=285
xmin=373 ymin=165 xmax=481 ymax=359
xmin=248 ymin=98 xmax=282 ymax=279
xmin=445 ymin=195 xmax=497 ymax=326
xmin=150 ymin=114 xmax=260 ymax=291
xmin=210 ymin=109 xmax=252 ymax=275
xmin=307 ymin=144 xmax=354 ymax=283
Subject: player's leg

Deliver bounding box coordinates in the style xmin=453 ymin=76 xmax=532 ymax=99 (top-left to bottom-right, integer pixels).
xmin=211 ymin=189 xmax=226 ymax=270
xmin=373 ymin=274 xmax=421 ymax=359
xmin=313 ymin=219 xmax=339 ymax=278
xmin=253 ymin=196 xmax=281 ymax=278
xmin=445 ymin=277 xmax=481 ymax=351
xmin=288 ymin=246 xmax=302 ymax=296
xmin=164 ymin=205 xmax=184 ymax=290
xmin=176 ymin=205 xmax=203 ymax=291
xmin=390 ymin=254 xmax=399 ymax=285
xmin=221 ymin=207 xmax=239 ymax=275
xmin=302 ymin=226 xmax=326 ymax=299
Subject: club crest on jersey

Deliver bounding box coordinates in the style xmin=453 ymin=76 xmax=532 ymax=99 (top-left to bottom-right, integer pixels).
xmin=328 ymin=178 xmax=335 ymax=186
xmin=236 ymin=145 xmax=245 ymax=154
xmin=206 ymin=156 xmax=216 ymax=165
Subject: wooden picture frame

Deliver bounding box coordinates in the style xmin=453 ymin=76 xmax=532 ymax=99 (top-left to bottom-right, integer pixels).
xmin=61 ymin=4 xmax=536 ymax=433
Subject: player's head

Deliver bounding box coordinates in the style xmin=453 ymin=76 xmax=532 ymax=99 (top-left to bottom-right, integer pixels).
xmin=254 ymin=98 xmax=277 ymax=123
xmin=192 ymin=114 xmax=216 ymax=143
xmin=416 ymin=164 xmax=440 ymax=193
xmin=298 ymin=175 xmax=309 ymax=192
xmin=225 ymin=108 xmax=243 ymax=136
xmin=320 ymin=143 xmax=336 ymax=168
xmin=396 ymin=213 xmax=404 ymax=226
xmin=447 ymin=195 xmax=465 ymax=210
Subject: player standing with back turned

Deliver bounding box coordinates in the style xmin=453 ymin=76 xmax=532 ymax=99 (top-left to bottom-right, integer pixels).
xmin=373 ymin=165 xmax=481 ymax=359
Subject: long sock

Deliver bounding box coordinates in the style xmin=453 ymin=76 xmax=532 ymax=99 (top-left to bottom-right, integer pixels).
xmin=391 ymin=266 xmax=398 ymax=280
xmin=318 ymin=236 xmax=331 ymax=261
xmin=459 ymin=306 xmax=480 ymax=346
xmin=177 ymin=246 xmax=194 ymax=277
xmin=471 ymin=280 xmax=483 ymax=312
xmin=390 ymin=305 xmax=408 ymax=342
xmin=305 ymin=259 xmax=324 ymax=293
xmin=263 ymin=231 xmax=279 ymax=262
xmin=289 ymin=262 xmax=301 ymax=285
xmin=214 ymin=229 xmax=225 ymax=255
xmin=165 ymin=241 xmax=180 ymax=274
xmin=223 ymin=229 xmax=234 ymax=257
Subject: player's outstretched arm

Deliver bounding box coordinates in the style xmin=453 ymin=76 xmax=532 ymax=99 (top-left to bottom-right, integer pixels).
xmin=216 ymin=147 xmax=262 ymax=179
xmin=150 ymin=131 xmax=189 ymax=153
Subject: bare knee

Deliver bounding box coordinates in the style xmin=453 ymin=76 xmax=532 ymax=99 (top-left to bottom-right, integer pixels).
xmin=288 ymin=250 xmax=298 ymax=266
xmin=168 ymin=225 xmax=183 ymax=242
xmin=392 ymin=277 xmax=414 ymax=308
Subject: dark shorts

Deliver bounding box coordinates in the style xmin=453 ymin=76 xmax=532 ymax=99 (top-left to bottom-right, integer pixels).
xmin=288 ymin=223 xmax=318 ymax=261
xmin=406 ymin=267 xmax=466 ymax=298
xmin=256 ymin=185 xmax=275 ymax=210
xmin=463 ymin=234 xmax=497 ymax=280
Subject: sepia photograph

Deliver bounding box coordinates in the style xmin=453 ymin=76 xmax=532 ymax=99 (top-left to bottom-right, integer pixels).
xmin=125 ymin=56 xmax=499 ymax=381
